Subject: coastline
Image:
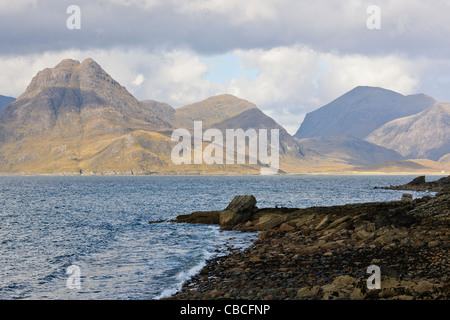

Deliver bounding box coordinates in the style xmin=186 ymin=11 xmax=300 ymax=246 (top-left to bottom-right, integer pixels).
xmin=0 ymin=171 xmax=447 ymax=177
xmin=165 ymin=183 xmax=450 ymax=300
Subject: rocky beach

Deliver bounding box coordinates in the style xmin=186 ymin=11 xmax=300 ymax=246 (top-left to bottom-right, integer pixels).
xmin=165 ymin=177 xmax=450 ymax=300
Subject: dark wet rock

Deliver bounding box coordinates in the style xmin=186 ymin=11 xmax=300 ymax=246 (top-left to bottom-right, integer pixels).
xmin=375 ymin=175 xmax=450 ymax=192
xmin=170 ymin=195 xmax=259 ymax=229
xmin=175 ymin=211 xmax=221 ymax=224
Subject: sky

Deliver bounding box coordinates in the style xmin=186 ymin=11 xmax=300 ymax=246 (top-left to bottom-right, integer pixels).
xmin=1 ymin=0 xmax=450 ymax=134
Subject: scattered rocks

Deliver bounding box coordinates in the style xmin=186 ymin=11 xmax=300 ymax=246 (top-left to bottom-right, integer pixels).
xmin=166 ymin=190 xmax=449 ymax=301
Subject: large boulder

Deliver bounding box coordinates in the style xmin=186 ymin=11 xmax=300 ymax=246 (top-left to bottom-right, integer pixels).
xmin=172 ymin=195 xmax=258 ymax=229
xmin=219 ymin=195 xmax=257 ymax=230
xmin=409 ymin=176 xmax=426 ymax=185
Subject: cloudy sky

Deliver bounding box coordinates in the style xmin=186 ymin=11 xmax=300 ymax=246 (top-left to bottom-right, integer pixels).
xmin=1 ymin=0 xmax=450 ymax=134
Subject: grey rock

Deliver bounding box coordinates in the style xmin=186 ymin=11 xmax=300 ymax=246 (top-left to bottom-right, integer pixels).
xmin=220 ymin=195 xmax=257 ymax=229
xmin=402 ymin=194 xmax=413 ymax=202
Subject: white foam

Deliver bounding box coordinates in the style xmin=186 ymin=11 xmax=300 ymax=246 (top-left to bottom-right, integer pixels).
xmin=154 ymin=248 xmax=213 ymax=299
xmin=154 ymin=227 xmax=257 ymax=300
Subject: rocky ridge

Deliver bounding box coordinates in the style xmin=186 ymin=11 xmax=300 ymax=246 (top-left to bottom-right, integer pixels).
xmin=166 ymin=186 xmax=449 ymax=300
xmin=375 ymin=175 xmax=450 ymax=192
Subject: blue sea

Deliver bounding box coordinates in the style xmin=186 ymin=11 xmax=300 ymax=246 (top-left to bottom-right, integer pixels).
xmin=0 ymin=174 xmax=441 ymax=300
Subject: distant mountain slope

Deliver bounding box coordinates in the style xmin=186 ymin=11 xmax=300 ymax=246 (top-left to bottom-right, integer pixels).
xmin=0 ymin=58 xmax=175 ymax=173
xmin=0 ymin=95 xmax=15 ymax=114
xmin=175 ymin=95 xmax=303 ymax=157
xmin=214 ymin=107 xmax=303 ymax=156
xmin=351 ymin=160 xmax=429 ymax=173
xmin=173 ymin=94 xmax=256 ymax=129
xmin=294 ymin=86 xmax=436 ymax=139
xmin=365 ymin=103 xmax=450 ymax=161
xmin=440 ymin=154 xmax=450 ymax=164
xmin=297 ymin=136 xmax=404 ymax=166
xmin=0 ymin=59 xmax=303 ymax=174
xmin=139 ymin=99 xmax=175 ymax=127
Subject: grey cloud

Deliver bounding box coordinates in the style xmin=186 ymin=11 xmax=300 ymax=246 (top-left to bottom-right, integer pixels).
xmin=1 ymin=0 xmax=449 ymax=59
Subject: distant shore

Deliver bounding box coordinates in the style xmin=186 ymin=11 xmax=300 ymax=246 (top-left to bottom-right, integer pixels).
xmin=0 ymin=171 xmax=447 ymax=177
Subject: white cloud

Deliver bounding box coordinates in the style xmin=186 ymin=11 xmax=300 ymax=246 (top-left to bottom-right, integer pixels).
xmin=132 ymin=74 xmax=145 ymax=86
xmin=227 ymin=46 xmax=421 ymax=134
xmin=0 ymin=46 xmax=439 ymax=135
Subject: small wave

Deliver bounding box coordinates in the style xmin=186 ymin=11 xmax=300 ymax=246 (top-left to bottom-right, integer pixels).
xmin=154 ymin=248 xmax=213 ymax=300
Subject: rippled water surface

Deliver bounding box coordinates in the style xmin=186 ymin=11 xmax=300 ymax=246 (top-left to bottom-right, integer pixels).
xmin=0 ymin=175 xmax=440 ymax=299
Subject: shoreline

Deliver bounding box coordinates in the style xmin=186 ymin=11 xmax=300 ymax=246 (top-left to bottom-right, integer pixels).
xmin=0 ymin=172 xmax=447 ymax=177
xmin=165 ymin=183 xmax=450 ymax=300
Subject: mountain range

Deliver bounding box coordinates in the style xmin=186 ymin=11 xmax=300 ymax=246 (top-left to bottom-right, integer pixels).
xmin=0 ymin=58 xmax=448 ymax=174
xmin=0 ymin=58 xmax=304 ymax=174
xmin=294 ymin=86 xmax=437 ymax=140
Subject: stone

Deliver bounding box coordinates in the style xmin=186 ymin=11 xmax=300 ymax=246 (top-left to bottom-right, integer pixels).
xmin=296 ymin=286 xmax=321 ymax=299
xmin=224 ymin=195 xmax=257 ymax=213
xmin=325 ymin=216 xmax=352 ymax=230
xmin=353 ymin=229 xmax=374 ymax=241
xmin=316 ymin=216 xmax=330 ymax=230
xmin=395 ymin=295 xmax=414 ymax=300
xmin=414 ymin=280 xmax=435 ymax=294
xmin=258 ymin=231 xmax=270 ymax=240
xmin=374 ymin=233 xmax=396 ymax=245
xmin=332 ymin=275 xmax=356 ymax=288
xmin=279 ymin=223 xmax=295 ymax=232
xmin=295 ymin=245 xmax=319 ymax=255
xmin=350 ymin=288 xmax=364 ymax=300
xmin=175 ymin=210 xmax=221 ymax=224
xmin=427 ymin=240 xmax=440 ymax=248
xmin=290 ymin=214 xmax=315 ymax=229
xmin=401 ymin=194 xmax=413 ymax=202
xmin=253 ymin=215 xmax=287 ymax=231
xmin=379 ymin=288 xmax=399 ymax=298
xmin=210 ymin=289 xmax=221 ymax=298
xmin=410 ymin=176 xmax=426 ymax=185
xmin=219 ymin=195 xmax=257 ymax=229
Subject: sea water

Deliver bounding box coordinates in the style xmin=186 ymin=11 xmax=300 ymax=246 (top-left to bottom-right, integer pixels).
xmin=0 ymin=175 xmax=440 ymax=299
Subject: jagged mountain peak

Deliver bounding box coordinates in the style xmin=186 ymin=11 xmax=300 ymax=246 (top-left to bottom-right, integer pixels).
xmin=55 ymin=58 xmax=81 ymax=69
xmin=21 ymin=57 xmax=120 ymax=100
xmin=53 ymin=57 xmax=100 ymax=69
xmin=0 ymin=58 xmax=169 ymax=138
